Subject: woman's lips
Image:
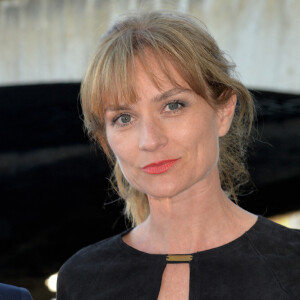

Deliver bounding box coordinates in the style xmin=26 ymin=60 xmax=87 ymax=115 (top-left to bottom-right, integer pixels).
xmin=142 ymin=159 xmax=179 ymax=174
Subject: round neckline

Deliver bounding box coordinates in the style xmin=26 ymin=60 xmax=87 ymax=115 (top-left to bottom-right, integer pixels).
xmin=117 ymin=215 xmax=262 ymax=258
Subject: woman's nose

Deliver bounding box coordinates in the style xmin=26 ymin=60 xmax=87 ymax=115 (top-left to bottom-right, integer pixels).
xmin=138 ymin=119 xmax=168 ymax=152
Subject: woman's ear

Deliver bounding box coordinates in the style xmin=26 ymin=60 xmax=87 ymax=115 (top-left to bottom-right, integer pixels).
xmin=217 ymin=93 xmax=237 ymax=137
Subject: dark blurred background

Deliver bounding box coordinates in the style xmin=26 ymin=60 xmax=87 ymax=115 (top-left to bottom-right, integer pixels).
xmin=0 ymin=84 xmax=299 ymax=299
xmin=1 ymin=1 xmax=300 ymax=299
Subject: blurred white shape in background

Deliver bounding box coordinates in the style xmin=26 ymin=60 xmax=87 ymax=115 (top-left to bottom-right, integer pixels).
xmin=45 ymin=272 xmax=58 ymax=293
xmin=270 ymin=210 xmax=300 ymax=229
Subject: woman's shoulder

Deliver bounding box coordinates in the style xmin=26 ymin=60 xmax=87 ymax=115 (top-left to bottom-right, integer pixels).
xmin=247 ymin=215 xmax=300 ymax=252
xmin=59 ymin=229 xmax=128 ymax=271
xmin=57 ymin=229 xmax=129 ymax=294
xmin=246 ymin=215 xmax=300 ymax=297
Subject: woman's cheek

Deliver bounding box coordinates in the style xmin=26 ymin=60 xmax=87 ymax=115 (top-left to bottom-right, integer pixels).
xmin=106 ymin=130 xmax=123 ymax=155
xmin=108 ymin=131 xmax=135 ymax=162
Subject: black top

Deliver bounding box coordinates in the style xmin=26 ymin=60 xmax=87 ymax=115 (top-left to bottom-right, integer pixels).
xmin=57 ymin=216 xmax=300 ymax=299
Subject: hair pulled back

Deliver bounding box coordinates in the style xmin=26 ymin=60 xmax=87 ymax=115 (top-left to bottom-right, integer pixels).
xmin=81 ymin=11 xmax=255 ymax=226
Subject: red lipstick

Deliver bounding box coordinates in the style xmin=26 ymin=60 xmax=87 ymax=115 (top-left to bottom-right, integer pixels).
xmin=142 ymin=159 xmax=179 ymax=175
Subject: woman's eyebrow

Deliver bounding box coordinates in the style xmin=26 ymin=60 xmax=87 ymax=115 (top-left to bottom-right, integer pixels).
xmin=105 ymin=105 xmax=131 ymax=112
xmin=152 ymin=88 xmax=191 ymax=103
xmin=105 ymin=103 xmax=134 ymax=112
xmin=105 ymin=88 xmax=191 ymax=112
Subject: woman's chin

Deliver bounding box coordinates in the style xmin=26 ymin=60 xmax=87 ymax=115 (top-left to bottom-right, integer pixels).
xmin=144 ymin=184 xmax=185 ymax=200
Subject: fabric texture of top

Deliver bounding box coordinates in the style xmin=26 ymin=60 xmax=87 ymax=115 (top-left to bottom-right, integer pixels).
xmin=57 ymin=216 xmax=300 ymax=300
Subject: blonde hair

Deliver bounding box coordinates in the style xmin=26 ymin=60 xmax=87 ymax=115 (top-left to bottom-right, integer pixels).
xmin=80 ymin=11 xmax=255 ymax=226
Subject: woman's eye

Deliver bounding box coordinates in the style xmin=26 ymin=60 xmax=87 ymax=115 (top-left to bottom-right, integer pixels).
xmin=165 ymin=101 xmax=184 ymax=112
xmin=120 ymin=114 xmax=131 ymax=124
xmin=113 ymin=114 xmax=132 ymax=126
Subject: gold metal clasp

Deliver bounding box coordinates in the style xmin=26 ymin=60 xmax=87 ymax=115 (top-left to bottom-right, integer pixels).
xmin=166 ymin=254 xmax=193 ymax=263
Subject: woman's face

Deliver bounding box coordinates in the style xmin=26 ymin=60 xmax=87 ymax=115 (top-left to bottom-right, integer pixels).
xmin=105 ymin=56 xmax=234 ymax=200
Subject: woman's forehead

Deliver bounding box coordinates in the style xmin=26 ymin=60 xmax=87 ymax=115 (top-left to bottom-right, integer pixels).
xmin=104 ymin=55 xmax=189 ymax=108
xmin=103 ymin=82 xmax=189 ymax=112
xmin=134 ymin=51 xmax=186 ymax=83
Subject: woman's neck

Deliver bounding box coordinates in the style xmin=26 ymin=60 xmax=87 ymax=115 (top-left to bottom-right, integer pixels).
xmin=123 ymin=169 xmax=257 ymax=254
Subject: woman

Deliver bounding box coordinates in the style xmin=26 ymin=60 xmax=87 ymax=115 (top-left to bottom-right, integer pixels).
xmin=57 ymin=11 xmax=300 ymax=299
